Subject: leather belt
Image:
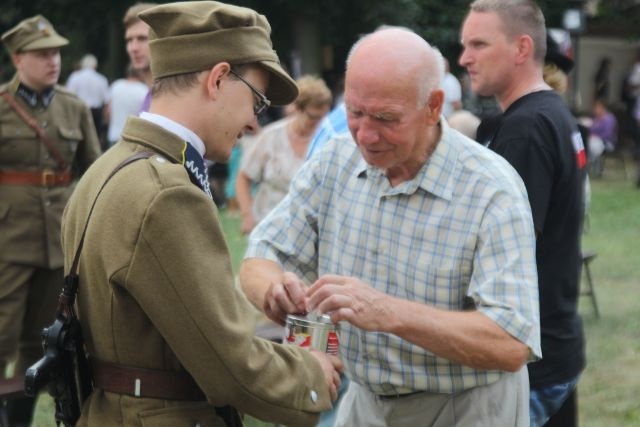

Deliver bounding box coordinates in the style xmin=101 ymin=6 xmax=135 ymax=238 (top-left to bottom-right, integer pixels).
xmin=90 ymin=359 xmax=206 ymax=401
xmin=0 ymin=170 xmax=71 ymax=186
xmin=0 ymin=376 xmax=25 ymax=399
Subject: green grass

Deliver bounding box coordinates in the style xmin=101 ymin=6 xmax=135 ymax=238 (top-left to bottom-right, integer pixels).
xmin=577 ymin=172 xmax=640 ymax=427
xmin=31 ymin=163 xmax=640 ymax=426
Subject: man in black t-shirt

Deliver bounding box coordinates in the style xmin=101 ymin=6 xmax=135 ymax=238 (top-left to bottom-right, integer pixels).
xmin=460 ymin=1 xmax=586 ymax=426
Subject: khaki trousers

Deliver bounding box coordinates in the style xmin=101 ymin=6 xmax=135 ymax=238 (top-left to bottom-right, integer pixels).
xmin=0 ymin=262 xmax=61 ymax=377
xmin=335 ymin=367 xmax=529 ymax=427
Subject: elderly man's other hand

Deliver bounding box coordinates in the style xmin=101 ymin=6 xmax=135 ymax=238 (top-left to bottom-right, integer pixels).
xmin=263 ymin=271 xmax=308 ymax=325
xmin=306 ymin=274 xmax=394 ymax=332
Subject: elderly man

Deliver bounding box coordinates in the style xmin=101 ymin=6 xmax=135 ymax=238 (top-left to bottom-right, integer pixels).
xmin=61 ymin=2 xmax=341 ymax=426
xmin=241 ymin=27 xmax=540 ymax=427
xmin=459 ymin=1 xmax=587 ymax=426
xmin=0 ymin=15 xmax=101 ymax=425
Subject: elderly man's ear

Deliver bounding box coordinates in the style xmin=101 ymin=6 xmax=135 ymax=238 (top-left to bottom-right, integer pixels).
xmin=426 ymin=89 xmax=444 ymax=123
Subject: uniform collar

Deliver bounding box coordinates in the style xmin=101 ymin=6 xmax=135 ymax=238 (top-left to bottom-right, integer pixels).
xmin=9 ymin=74 xmax=55 ymax=107
xmin=139 ymin=112 xmax=206 ymax=158
xmin=119 ymin=116 xmax=213 ymax=198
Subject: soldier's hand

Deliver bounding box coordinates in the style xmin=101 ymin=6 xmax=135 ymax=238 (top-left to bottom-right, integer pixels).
xmin=262 ymin=272 xmax=308 ymax=325
xmin=309 ymin=350 xmax=343 ymax=402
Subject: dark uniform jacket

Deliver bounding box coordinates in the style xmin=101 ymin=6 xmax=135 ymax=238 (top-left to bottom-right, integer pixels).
xmin=0 ymin=74 xmax=101 ymax=268
xmin=61 ymin=117 xmax=330 ymax=427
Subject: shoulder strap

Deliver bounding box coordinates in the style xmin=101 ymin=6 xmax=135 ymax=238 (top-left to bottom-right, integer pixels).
xmin=69 ymin=151 xmax=155 ymax=276
xmin=0 ymin=89 xmax=68 ymax=171
xmin=58 ymin=151 xmax=154 ymax=315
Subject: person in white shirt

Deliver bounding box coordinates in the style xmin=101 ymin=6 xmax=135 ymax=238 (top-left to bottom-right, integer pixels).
xmin=441 ymin=58 xmax=462 ymax=118
xmin=105 ymin=65 xmax=148 ymax=147
xmin=66 ymin=53 xmax=110 ymax=146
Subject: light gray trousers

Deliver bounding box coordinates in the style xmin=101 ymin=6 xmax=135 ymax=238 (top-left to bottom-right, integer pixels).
xmin=335 ymin=367 xmax=529 ymax=427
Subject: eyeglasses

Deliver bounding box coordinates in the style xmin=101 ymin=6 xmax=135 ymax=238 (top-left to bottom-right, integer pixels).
xmin=229 ymin=69 xmax=271 ymax=116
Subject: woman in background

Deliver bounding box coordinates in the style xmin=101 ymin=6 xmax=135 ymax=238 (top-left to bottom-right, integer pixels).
xmin=236 ymin=75 xmax=331 ymax=234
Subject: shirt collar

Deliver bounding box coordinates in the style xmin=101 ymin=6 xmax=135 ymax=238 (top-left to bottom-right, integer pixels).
xmin=354 ymin=119 xmax=455 ymax=201
xmin=139 ymin=112 xmax=206 ymax=158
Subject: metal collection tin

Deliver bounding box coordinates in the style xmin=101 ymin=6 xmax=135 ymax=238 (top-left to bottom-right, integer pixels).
xmin=283 ymin=313 xmax=339 ymax=355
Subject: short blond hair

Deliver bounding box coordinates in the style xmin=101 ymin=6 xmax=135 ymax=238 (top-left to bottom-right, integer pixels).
xmin=123 ymin=3 xmax=157 ymax=29
xmin=293 ymin=75 xmax=332 ymax=111
xmin=470 ymin=0 xmax=546 ymax=63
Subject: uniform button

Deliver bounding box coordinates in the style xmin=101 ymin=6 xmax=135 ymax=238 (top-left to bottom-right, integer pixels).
xmin=44 ymin=200 xmax=51 ymax=206
xmin=154 ymin=156 xmax=166 ymax=163
xmin=41 ymin=121 xmax=48 ymax=128
xmin=310 ymin=390 xmax=318 ymax=403
xmin=194 ymin=423 xmax=202 ymax=427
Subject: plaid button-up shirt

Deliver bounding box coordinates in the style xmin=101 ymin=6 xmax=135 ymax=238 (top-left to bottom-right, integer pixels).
xmin=246 ymin=120 xmax=541 ymax=395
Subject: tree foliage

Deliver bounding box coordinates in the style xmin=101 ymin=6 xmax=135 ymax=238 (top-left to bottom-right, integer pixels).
xmin=1 ymin=0 xmax=635 ymax=84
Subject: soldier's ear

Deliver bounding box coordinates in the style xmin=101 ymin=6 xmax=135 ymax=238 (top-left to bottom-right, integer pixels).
xmin=205 ymin=63 xmax=231 ymax=100
xmin=11 ymin=52 xmax=23 ymax=68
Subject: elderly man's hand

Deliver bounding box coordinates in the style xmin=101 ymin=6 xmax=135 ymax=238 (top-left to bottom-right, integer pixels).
xmin=309 ymin=350 xmax=343 ymax=402
xmin=306 ymin=274 xmax=393 ymax=332
xmin=263 ymin=271 xmax=308 ymax=325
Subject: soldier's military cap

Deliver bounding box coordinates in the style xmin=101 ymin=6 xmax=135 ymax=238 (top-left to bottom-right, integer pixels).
xmin=2 ymin=15 xmax=69 ymax=54
xmin=139 ymin=1 xmax=298 ymax=105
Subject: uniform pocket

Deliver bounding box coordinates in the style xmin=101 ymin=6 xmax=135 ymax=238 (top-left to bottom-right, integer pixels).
xmin=58 ymin=126 xmax=83 ymax=141
xmin=57 ymin=125 xmax=83 ymax=154
xmin=1 ymin=123 xmax=38 ymax=139
xmin=138 ymin=402 xmax=226 ymax=427
xmin=0 ymin=123 xmax=39 ymax=164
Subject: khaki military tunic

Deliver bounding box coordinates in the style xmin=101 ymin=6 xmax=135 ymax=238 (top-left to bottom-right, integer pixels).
xmin=61 ymin=117 xmax=330 ymax=427
xmin=0 ymin=74 xmax=101 ymax=268
xmin=0 ymin=74 xmax=101 ymax=375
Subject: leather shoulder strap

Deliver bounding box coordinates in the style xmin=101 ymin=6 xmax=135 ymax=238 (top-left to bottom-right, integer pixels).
xmin=0 ymin=89 xmax=68 ymax=171
xmin=68 ymin=151 xmax=155 ymax=276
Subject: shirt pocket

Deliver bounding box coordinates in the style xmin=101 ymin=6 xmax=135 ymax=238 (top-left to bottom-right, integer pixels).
xmin=405 ymin=262 xmax=472 ymax=311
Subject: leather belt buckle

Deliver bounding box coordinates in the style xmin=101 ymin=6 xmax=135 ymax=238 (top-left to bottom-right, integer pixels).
xmin=41 ymin=169 xmax=55 ymax=186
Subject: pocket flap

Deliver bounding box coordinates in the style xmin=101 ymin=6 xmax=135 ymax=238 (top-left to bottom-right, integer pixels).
xmin=1 ymin=123 xmax=37 ymax=139
xmin=58 ymin=126 xmax=83 ymax=140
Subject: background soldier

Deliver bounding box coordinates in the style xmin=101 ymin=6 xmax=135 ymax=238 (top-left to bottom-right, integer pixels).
xmin=0 ymin=15 xmax=101 ymax=426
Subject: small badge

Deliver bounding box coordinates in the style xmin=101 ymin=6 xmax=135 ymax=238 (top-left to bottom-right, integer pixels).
xmin=37 ymin=20 xmax=50 ymax=36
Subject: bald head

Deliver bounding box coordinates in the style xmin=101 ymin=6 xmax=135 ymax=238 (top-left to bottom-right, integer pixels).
xmin=346 ymin=28 xmax=444 ymax=108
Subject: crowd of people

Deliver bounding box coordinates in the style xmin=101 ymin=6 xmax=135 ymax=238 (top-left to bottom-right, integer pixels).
xmin=1 ymin=1 xmax=638 ymax=426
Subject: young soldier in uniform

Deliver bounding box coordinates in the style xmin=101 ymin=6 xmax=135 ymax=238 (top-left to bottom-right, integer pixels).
xmin=0 ymin=15 xmax=101 ymax=425
xmin=61 ymin=2 xmax=341 ymax=426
